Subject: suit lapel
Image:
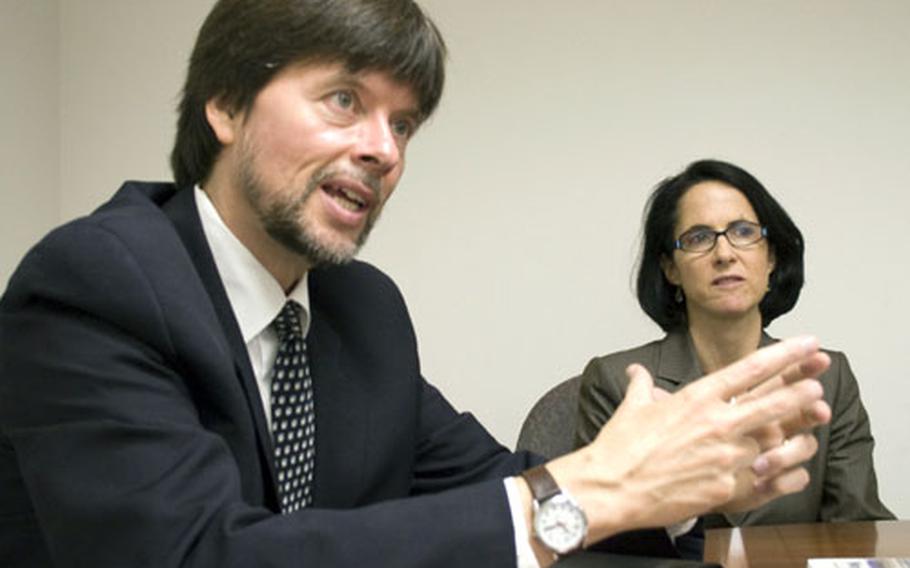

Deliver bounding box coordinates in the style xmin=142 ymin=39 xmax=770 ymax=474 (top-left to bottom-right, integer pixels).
xmin=161 ymin=188 xmax=278 ymax=497
xmin=306 ymin=280 xmax=371 ymax=507
xmin=161 ymin=189 xmax=374 ymax=508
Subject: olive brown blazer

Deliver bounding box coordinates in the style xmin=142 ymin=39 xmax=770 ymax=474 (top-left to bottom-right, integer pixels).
xmin=575 ymin=330 xmax=893 ymax=527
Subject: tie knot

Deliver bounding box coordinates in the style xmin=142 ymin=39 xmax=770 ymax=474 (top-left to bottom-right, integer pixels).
xmin=273 ymin=301 xmax=302 ymax=342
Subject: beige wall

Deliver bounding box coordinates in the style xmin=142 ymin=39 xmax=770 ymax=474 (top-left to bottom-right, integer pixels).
xmin=0 ymin=0 xmax=59 ymax=281
xmin=58 ymin=0 xmax=210 ymax=218
xmin=3 ymin=0 xmax=909 ymax=517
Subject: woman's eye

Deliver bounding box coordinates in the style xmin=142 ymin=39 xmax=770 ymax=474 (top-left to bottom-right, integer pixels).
xmin=687 ymin=231 xmax=710 ymax=244
xmin=731 ymin=223 xmax=756 ymax=238
xmin=733 ymin=227 xmax=752 ymax=238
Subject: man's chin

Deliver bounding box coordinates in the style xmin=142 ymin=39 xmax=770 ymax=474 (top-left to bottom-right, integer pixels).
xmin=267 ymin=219 xmax=369 ymax=268
xmin=308 ymin=248 xmax=357 ymax=268
xmin=291 ymin=235 xmax=361 ymax=268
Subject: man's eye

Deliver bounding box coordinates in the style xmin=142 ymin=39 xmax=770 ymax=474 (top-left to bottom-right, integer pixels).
xmin=332 ymin=90 xmax=355 ymax=110
xmin=392 ymin=119 xmax=415 ymax=139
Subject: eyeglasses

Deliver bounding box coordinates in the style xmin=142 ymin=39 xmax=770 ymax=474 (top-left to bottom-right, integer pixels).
xmin=674 ymin=220 xmax=767 ymax=253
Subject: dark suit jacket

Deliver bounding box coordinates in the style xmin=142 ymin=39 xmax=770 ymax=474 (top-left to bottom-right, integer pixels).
xmin=575 ymin=330 xmax=894 ymax=528
xmin=0 ymin=182 xmax=541 ymax=567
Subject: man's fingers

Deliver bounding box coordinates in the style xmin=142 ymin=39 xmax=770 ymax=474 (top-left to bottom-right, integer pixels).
xmin=776 ymin=399 xmax=832 ymax=437
xmin=755 ymin=465 xmax=811 ymax=497
xmin=738 ymin=352 xmax=829 ymax=401
xmin=621 ymin=364 xmax=656 ymax=407
xmin=744 ymin=398 xmax=831 ymax=452
xmin=728 ymin=378 xmax=825 ymax=437
xmin=687 ymin=336 xmax=819 ymax=402
xmin=781 ymin=352 xmax=831 ymax=384
xmin=752 ymin=432 xmax=818 ymax=478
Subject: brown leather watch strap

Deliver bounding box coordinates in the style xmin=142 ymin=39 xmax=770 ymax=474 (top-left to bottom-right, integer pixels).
xmin=520 ymin=464 xmax=561 ymax=502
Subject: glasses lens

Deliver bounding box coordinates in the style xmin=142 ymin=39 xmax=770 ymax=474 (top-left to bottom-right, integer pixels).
xmin=677 ymin=222 xmax=764 ymax=252
xmin=679 ymin=229 xmax=715 ymax=252
xmin=727 ymin=221 xmax=762 ymax=247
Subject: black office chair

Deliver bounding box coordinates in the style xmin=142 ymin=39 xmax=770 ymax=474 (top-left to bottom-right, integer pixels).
xmin=515 ymin=375 xmax=582 ymax=459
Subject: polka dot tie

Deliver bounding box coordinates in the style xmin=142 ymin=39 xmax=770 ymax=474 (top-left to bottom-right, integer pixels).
xmin=270 ymin=300 xmax=316 ymax=513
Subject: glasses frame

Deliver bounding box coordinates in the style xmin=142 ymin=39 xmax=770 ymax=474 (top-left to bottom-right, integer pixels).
xmin=673 ymin=221 xmax=768 ymax=253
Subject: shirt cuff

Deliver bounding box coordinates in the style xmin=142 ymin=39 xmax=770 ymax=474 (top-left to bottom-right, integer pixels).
xmin=504 ymin=477 xmax=541 ymax=568
xmin=666 ymin=517 xmax=698 ymax=542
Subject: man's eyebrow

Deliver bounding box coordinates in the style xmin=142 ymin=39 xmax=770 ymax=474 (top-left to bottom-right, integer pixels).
xmin=313 ymin=69 xmax=362 ymax=91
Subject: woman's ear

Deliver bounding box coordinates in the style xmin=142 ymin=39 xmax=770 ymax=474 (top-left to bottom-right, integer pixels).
xmin=767 ymin=245 xmax=777 ymax=275
xmin=205 ymin=97 xmax=239 ymax=145
xmin=660 ymin=254 xmax=680 ymax=286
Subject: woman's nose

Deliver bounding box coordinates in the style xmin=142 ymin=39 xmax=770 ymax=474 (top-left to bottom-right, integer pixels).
xmin=711 ymin=233 xmax=737 ymax=263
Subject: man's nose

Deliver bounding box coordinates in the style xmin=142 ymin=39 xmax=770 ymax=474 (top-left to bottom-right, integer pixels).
xmin=353 ymin=115 xmax=400 ymax=175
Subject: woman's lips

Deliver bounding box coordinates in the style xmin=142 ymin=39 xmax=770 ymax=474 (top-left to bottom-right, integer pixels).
xmin=712 ymin=275 xmax=745 ymax=286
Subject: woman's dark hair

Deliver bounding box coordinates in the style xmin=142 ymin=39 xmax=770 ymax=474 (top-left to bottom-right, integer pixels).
xmin=170 ymin=0 xmax=447 ymax=188
xmin=636 ymin=159 xmax=804 ymax=331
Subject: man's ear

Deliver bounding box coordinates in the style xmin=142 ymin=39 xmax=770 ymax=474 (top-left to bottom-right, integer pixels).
xmin=660 ymin=254 xmax=680 ymax=286
xmin=205 ymin=98 xmax=239 ymax=145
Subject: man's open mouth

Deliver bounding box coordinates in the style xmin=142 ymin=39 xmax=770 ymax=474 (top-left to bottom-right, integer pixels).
xmin=322 ymin=183 xmax=368 ymax=212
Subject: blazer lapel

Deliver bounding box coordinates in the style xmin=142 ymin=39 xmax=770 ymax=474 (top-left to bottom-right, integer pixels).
xmin=655 ymin=330 xmax=703 ymax=391
xmin=655 ymin=330 xmax=776 ymax=386
xmin=655 ymin=332 xmax=748 ymax=526
xmin=161 ymin=187 xmax=278 ymax=497
xmin=657 ymin=330 xmax=777 ymax=527
xmin=305 ymin=289 xmax=371 ymax=508
xmin=724 ymin=332 xmax=776 ymax=527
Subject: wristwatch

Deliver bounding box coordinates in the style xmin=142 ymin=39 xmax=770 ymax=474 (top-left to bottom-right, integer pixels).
xmin=520 ymin=464 xmax=588 ymax=557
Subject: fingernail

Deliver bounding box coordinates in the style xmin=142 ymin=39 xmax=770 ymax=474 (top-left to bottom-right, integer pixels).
xmin=752 ymin=455 xmax=770 ymax=476
xmin=797 ymin=336 xmax=819 ymax=354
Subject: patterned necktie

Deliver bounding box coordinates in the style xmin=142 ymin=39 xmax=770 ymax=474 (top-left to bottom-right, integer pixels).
xmin=270 ymin=300 xmax=316 ymax=513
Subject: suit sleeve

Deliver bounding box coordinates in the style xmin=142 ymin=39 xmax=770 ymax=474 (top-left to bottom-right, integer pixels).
xmin=819 ymin=351 xmax=894 ymax=521
xmin=412 ymin=379 xmax=539 ymax=494
xmin=0 ymin=222 xmax=529 ymax=568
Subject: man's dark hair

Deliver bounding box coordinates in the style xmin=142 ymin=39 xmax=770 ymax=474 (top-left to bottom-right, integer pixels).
xmin=636 ymin=159 xmax=805 ymax=332
xmin=170 ymin=0 xmax=447 ymax=188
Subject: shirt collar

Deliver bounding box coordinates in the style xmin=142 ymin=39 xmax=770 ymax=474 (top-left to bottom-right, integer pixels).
xmin=194 ymin=186 xmax=311 ymax=342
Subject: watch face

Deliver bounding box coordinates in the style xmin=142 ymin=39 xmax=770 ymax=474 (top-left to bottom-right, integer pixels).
xmin=533 ymin=493 xmax=588 ymax=555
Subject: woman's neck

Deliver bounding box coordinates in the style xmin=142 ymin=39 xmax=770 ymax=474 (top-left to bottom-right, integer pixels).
xmin=687 ymin=310 xmax=764 ymax=374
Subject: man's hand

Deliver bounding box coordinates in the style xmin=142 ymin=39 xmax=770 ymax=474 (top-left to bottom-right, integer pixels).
xmin=535 ymin=335 xmax=831 ymax=546
xmin=716 ymin=349 xmax=832 ymax=512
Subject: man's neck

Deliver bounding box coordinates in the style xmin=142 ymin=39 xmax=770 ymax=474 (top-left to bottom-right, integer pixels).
xmin=201 ymin=183 xmax=310 ymax=293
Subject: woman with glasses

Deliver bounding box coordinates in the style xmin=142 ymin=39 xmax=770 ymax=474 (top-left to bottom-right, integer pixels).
xmin=575 ymin=159 xmax=893 ymax=528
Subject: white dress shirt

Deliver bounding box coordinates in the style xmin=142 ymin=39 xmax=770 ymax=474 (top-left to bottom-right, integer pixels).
xmin=194 ymin=187 xmax=538 ymax=566
xmin=195 ymin=187 xmax=310 ymax=431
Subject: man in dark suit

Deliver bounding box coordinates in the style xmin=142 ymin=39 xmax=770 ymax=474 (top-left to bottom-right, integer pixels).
xmin=0 ymin=1 xmax=833 ymax=567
